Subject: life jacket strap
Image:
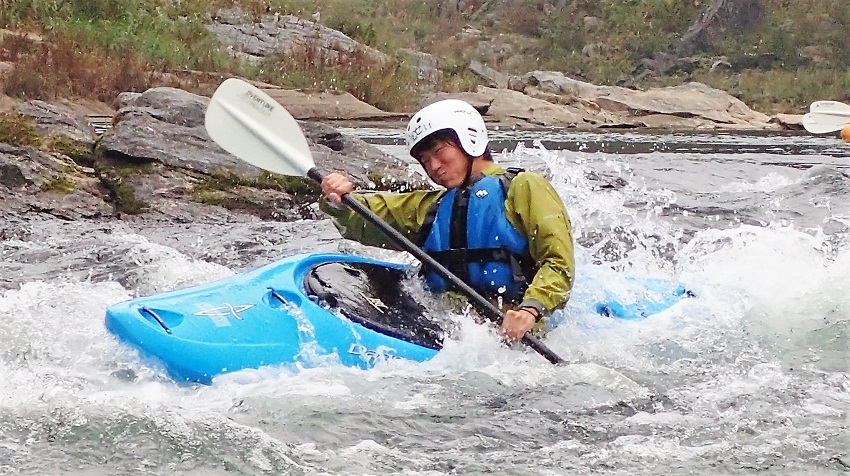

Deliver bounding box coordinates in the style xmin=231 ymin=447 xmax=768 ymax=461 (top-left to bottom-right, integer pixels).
xmin=428 ymin=247 xmax=532 ymax=283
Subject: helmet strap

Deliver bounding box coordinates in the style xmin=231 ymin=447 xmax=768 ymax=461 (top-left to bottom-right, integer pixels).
xmin=461 ymin=156 xmax=474 ymax=188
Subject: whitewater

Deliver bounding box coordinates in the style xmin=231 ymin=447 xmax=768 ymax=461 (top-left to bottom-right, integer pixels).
xmin=0 ymin=130 xmax=847 ymax=475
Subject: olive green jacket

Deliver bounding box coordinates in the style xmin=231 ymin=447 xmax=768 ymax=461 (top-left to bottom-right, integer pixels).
xmin=319 ymin=163 xmax=575 ymax=316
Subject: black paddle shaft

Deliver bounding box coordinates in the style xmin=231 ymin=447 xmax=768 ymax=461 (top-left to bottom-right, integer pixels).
xmin=308 ymin=167 xmax=565 ymax=365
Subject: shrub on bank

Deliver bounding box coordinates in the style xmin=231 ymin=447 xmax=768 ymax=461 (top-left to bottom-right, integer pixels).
xmin=1 ymin=0 xmax=847 ymax=113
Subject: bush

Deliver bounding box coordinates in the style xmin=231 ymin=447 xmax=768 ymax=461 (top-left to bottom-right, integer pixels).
xmin=0 ymin=112 xmax=41 ymax=148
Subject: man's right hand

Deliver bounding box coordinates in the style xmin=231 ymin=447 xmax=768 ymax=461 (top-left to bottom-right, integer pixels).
xmin=321 ymin=173 xmax=355 ymax=205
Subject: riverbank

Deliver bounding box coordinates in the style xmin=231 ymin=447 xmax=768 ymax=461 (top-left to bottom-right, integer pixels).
xmin=0 ymin=3 xmax=834 ymax=134
xmin=2 ymin=74 xmax=838 ymax=234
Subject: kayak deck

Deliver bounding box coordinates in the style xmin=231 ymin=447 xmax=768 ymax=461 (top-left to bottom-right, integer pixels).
xmin=105 ymin=253 xmax=692 ymax=383
xmin=105 ymin=254 xmax=442 ymax=383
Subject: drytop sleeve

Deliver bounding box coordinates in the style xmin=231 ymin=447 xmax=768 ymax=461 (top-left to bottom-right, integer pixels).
xmin=318 ymin=190 xmax=445 ymax=250
xmin=504 ymin=171 xmax=575 ymax=314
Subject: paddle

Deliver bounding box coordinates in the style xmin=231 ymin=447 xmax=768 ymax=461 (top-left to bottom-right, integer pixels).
xmin=204 ymin=78 xmax=566 ymax=365
xmin=802 ymin=100 xmax=850 ymax=134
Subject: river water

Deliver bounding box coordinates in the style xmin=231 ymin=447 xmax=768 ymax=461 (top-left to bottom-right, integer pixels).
xmin=1 ymin=129 xmax=848 ymax=475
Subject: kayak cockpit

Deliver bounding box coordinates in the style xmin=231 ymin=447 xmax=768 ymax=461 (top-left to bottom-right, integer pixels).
xmin=304 ymin=261 xmax=445 ymax=350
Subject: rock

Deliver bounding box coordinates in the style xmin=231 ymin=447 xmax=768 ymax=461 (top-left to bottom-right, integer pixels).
xmin=678 ymin=0 xmax=763 ymax=56
xmin=207 ymin=9 xmax=387 ymax=65
xmin=422 ymin=91 xmax=493 ymax=115
xmin=0 ymin=84 xmax=429 ymax=223
xmin=771 ymin=113 xmax=804 ymax=130
xmin=425 ymin=87 xmax=584 ymax=127
xmin=0 ymin=143 xmax=111 ymax=220
xmin=458 ymin=25 xmax=483 ymax=40
xmin=298 ymin=121 xmax=428 ymax=190
xmin=100 ymin=87 xmax=260 ymax=177
xmin=99 ymin=86 xmax=427 ymax=214
xmin=14 ymin=100 xmax=98 ymax=147
xmin=261 ymin=86 xmax=404 ymax=121
xmin=710 ymin=58 xmax=733 ymax=72
xmin=516 ymin=71 xmax=777 ymax=129
xmin=583 ymin=16 xmax=601 ymax=30
xmin=197 ymin=6 xmax=779 ymax=132
xmin=0 ymin=146 xmax=37 ymax=190
xmin=468 ymin=60 xmax=509 ymax=89
xmin=399 ymin=48 xmax=441 ymax=83
xmin=483 ymin=87 xmax=584 ymax=127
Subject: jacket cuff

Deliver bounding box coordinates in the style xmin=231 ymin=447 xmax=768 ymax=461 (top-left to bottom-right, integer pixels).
xmin=518 ymin=299 xmax=545 ymax=322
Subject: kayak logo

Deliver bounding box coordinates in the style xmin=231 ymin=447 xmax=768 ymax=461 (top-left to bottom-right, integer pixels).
xmin=195 ymin=303 xmax=255 ymax=327
xmin=242 ymin=90 xmax=275 ymax=115
xmin=359 ymin=292 xmax=388 ymax=313
xmin=348 ymin=343 xmax=399 ymax=365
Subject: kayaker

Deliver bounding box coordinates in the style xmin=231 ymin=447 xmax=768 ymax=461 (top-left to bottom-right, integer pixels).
xmin=319 ymin=99 xmax=575 ymax=341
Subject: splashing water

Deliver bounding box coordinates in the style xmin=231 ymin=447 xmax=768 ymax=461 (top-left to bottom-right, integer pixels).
xmin=1 ymin=131 xmax=848 ymax=474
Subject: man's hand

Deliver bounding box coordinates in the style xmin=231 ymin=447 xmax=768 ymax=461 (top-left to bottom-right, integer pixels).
xmin=321 ymin=173 xmax=355 ymax=205
xmin=500 ymin=308 xmax=537 ymax=341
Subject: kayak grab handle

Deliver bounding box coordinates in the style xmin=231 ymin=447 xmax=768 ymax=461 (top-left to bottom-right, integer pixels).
xmin=269 ymin=289 xmax=287 ymax=304
xmin=141 ymin=306 xmax=172 ymax=334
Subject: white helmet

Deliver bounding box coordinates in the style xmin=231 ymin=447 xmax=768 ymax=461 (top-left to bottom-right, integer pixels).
xmin=406 ymin=99 xmax=488 ymax=158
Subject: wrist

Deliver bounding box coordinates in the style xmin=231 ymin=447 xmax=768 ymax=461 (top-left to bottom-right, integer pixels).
xmin=518 ymin=306 xmax=541 ymax=322
xmin=518 ymin=299 xmax=544 ymax=322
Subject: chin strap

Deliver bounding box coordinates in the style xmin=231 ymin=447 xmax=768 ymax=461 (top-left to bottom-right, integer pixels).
xmin=461 ymin=157 xmax=474 ymax=187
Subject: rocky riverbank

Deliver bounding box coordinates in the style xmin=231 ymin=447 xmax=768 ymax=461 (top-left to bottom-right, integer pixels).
xmin=0 ymin=6 xmax=811 ymax=231
xmin=0 ymin=87 xmax=432 ymax=230
xmin=0 ymin=71 xmax=809 ymax=236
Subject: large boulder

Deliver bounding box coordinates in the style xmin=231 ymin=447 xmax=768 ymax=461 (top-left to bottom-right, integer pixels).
xmin=0 ymin=143 xmax=111 ymax=220
xmin=14 ymin=100 xmax=98 ymax=147
xmin=101 ymin=87 xmax=259 ymax=177
xmin=101 ymin=86 xmax=419 ymax=183
xmin=262 ymin=86 xmax=404 ymax=121
xmin=515 ymin=71 xmax=777 ymax=129
xmin=1 ymin=85 xmax=428 ymax=225
xmin=95 ymin=86 xmax=427 ymax=219
xmin=207 ymin=9 xmax=388 ymax=65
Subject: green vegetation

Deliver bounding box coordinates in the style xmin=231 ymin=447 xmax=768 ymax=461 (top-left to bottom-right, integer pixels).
xmin=0 ymin=112 xmax=42 ymax=147
xmin=191 ymin=169 xmax=319 ymax=213
xmin=1 ymin=0 xmax=847 ymax=113
xmin=0 ymin=113 xmax=95 ymax=165
xmin=107 ymin=179 xmax=147 ymax=215
xmin=88 ymin=151 xmax=154 ymax=215
xmin=193 ymin=170 xmax=319 ymax=197
xmin=0 ymin=0 xmax=421 ymax=110
xmin=41 ymin=134 xmax=94 ymax=165
xmin=39 ymin=174 xmax=77 ymax=193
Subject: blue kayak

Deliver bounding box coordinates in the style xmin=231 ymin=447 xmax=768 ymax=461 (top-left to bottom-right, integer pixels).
xmin=105 ymin=252 xmax=689 ymax=383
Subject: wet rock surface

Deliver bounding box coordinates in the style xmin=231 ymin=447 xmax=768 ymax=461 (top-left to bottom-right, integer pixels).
xmin=1 ymin=89 xmax=428 ymax=231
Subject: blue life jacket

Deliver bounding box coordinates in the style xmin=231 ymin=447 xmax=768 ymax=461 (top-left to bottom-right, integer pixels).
xmin=420 ymin=170 xmax=533 ymax=303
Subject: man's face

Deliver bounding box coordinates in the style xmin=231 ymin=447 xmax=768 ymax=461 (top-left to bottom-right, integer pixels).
xmin=416 ymin=139 xmax=468 ymax=188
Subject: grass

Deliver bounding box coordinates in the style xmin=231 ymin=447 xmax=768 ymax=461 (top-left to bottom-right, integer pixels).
xmin=40 ymin=174 xmax=77 ymax=193
xmin=1 ymin=0 xmax=848 ymax=113
xmin=193 ymin=170 xmax=319 ymax=197
xmin=94 ymin=157 xmax=151 ymax=215
xmin=0 ymin=112 xmax=41 ymax=147
xmin=252 ymin=46 xmax=421 ymax=112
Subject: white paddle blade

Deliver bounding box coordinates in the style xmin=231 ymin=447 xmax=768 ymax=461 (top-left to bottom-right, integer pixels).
xmin=802 ymin=112 xmax=850 ymax=134
xmin=810 ymin=100 xmax=850 ymax=116
xmin=205 ymin=78 xmax=315 ymax=177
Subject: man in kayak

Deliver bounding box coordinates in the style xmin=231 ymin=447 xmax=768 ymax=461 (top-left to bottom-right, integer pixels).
xmin=319 ymin=99 xmax=574 ymax=341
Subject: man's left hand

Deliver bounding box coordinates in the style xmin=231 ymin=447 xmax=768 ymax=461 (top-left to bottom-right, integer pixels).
xmin=500 ymin=308 xmax=537 ymax=341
